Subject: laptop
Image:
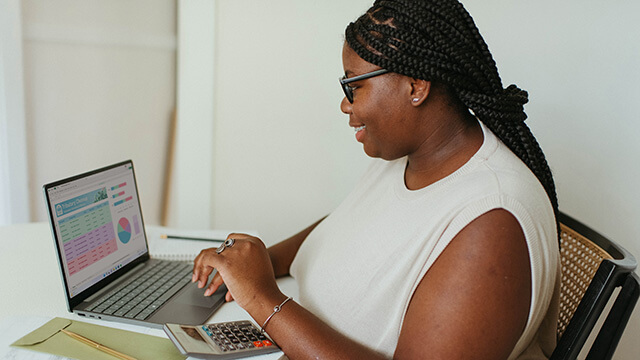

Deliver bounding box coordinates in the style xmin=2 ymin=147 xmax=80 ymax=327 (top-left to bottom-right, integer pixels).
xmin=43 ymin=160 xmax=226 ymax=329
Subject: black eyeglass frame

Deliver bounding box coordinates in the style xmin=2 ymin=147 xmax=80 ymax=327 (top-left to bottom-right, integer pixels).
xmin=340 ymin=69 xmax=389 ymax=103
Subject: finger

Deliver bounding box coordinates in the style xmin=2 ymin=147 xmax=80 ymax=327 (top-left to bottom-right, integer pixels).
xmin=191 ymin=249 xmax=210 ymax=282
xmin=197 ymin=267 xmax=214 ymax=288
xmin=204 ymin=272 xmax=225 ymax=296
xmin=192 ymin=252 xmax=202 ymax=283
xmin=192 ymin=262 xmax=213 ymax=285
xmin=193 ymin=251 xmax=218 ymax=288
xmin=225 ymin=291 xmax=234 ymax=302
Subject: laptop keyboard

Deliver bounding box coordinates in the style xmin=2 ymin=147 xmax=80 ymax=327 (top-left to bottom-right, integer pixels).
xmin=85 ymin=260 xmax=193 ymax=320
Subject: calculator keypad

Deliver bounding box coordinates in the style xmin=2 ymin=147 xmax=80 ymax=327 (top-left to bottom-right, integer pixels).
xmin=202 ymin=321 xmax=273 ymax=352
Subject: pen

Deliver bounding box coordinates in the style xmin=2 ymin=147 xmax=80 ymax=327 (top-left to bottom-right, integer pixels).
xmin=61 ymin=329 xmax=138 ymax=360
xmin=160 ymin=234 xmax=225 ymax=242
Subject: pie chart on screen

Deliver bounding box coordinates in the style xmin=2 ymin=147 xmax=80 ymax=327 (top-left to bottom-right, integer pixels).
xmin=117 ymin=217 xmax=132 ymax=244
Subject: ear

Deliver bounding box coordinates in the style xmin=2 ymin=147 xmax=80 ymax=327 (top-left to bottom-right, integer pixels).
xmin=409 ymin=79 xmax=431 ymax=106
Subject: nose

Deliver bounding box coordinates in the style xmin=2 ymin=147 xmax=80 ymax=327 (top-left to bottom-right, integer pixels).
xmin=340 ymin=96 xmax=352 ymax=115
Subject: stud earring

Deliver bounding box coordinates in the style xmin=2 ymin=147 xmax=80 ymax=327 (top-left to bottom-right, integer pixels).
xmin=412 ymin=98 xmax=420 ymax=103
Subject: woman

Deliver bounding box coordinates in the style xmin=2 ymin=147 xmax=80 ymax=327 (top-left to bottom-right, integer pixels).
xmin=192 ymin=0 xmax=560 ymax=358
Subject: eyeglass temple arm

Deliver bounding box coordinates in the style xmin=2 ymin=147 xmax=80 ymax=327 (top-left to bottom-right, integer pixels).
xmin=340 ymin=69 xmax=389 ymax=85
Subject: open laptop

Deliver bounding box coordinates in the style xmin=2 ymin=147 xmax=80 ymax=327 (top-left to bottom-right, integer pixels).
xmin=43 ymin=160 xmax=226 ymax=329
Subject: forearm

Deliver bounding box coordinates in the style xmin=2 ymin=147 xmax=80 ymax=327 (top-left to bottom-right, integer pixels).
xmin=249 ymin=294 xmax=387 ymax=360
xmin=267 ymin=217 xmax=325 ymax=278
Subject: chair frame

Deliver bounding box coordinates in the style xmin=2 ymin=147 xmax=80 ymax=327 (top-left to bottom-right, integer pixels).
xmin=551 ymin=212 xmax=640 ymax=360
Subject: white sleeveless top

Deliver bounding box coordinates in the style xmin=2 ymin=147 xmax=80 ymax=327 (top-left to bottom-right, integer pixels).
xmin=290 ymin=121 xmax=560 ymax=359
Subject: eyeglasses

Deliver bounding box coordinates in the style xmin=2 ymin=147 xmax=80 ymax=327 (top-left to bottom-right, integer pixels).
xmin=339 ymin=69 xmax=389 ymax=103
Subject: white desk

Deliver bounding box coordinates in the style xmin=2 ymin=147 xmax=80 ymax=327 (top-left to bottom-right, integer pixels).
xmin=0 ymin=222 xmax=297 ymax=359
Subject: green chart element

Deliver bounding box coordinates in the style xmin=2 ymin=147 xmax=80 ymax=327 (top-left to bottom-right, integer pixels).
xmin=59 ymin=202 xmax=112 ymax=244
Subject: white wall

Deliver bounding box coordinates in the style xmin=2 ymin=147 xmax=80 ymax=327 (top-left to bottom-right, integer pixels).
xmin=23 ymin=0 xmax=176 ymax=225
xmin=167 ymin=0 xmax=216 ymax=230
xmin=0 ymin=0 xmax=29 ymax=225
xmin=209 ymin=0 xmax=374 ymax=242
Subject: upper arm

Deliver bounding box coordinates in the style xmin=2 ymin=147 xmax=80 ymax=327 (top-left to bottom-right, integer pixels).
xmin=394 ymin=209 xmax=531 ymax=360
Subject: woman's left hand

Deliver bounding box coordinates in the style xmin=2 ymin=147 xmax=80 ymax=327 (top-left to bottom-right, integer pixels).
xmin=191 ymin=233 xmax=283 ymax=310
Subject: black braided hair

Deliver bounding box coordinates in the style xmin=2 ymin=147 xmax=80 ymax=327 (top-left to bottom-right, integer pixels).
xmin=346 ymin=0 xmax=560 ymax=232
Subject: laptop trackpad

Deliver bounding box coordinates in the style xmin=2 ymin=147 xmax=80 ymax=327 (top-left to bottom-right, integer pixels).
xmin=176 ymin=284 xmax=226 ymax=307
xmin=149 ymin=284 xmax=227 ymax=326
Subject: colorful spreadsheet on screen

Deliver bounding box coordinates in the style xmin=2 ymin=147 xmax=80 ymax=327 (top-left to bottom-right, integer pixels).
xmin=58 ymin=201 xmax=117 ymax=275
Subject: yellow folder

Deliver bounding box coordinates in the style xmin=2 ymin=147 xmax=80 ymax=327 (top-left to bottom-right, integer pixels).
xmin=11 ymin=317 xmax=185 ymax=360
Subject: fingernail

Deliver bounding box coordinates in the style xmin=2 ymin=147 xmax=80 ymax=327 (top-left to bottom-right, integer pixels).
xmin=198 ymin=281 xmax=204 ymax=288
xmin=204 ymin=289 xmax=211 ymax=296
xmin=191 ymin=273 xmax=196 ymax=282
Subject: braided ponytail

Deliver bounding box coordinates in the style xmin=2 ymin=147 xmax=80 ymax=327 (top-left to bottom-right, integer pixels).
xmin=346 ymin=0 xmax=559 ymax=231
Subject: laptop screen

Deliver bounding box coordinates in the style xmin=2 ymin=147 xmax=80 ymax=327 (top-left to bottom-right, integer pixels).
xmin=44 ymin=161 xmax=148 ymax=299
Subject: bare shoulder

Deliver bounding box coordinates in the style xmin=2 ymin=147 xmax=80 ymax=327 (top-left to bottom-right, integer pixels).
xmin=395 ymin=209 xmax=531 ymax=360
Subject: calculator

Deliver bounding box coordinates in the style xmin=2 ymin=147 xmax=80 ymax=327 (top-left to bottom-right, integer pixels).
xmin=163 ymin=320 xmax=281 ymax=359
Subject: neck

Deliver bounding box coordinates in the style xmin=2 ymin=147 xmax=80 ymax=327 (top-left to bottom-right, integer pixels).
xmin=404 ymin=110 xmax=483 ymax=190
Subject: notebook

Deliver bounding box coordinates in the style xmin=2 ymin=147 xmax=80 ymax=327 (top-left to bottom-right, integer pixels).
xmin=43 ymin=160 xmax=226 ymax=329
xmin=147 ymin=228 xmax=229 ymax=262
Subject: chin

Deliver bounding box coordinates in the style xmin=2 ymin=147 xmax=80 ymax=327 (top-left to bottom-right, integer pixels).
xmin=363 ymin=146 xmax=400 ymax=161
xmin=362 ymin=144 xmax=379 ymax=159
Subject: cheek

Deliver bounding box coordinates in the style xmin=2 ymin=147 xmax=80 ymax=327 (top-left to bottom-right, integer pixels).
xmin=358 ymin=101 xmax=405 ymax=133
xmin=356 ymin=87 xmax=403 ymax=122
xmin=372 ymin=82 xmax=408 ymax=117
xmin=352 ymin=77 xmax=411 ymax=135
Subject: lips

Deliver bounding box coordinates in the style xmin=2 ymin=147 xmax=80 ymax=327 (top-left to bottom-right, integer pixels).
xmin=353 ymin=125 xmax=366 ymax=142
